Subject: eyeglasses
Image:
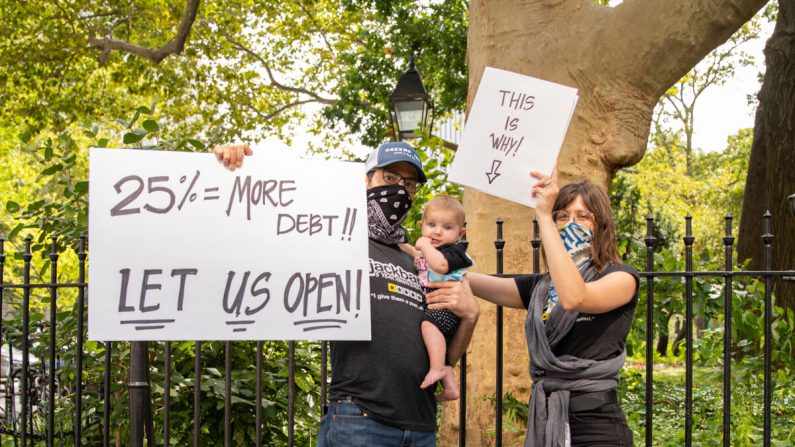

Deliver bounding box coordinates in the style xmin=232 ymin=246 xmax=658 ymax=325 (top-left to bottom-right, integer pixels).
xmin=381 ymin=167 xmax=419 ymax=193
xmin=552 ymin=210 xmax=595 ymax=227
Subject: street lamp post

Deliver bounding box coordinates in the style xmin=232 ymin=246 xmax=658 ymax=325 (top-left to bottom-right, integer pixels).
xmin=388 ymin=57 xmax=434 ymax=141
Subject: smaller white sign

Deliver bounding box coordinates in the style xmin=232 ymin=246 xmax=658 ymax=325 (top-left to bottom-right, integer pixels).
xmin=448 ymin=67 xmax=579 ymax=207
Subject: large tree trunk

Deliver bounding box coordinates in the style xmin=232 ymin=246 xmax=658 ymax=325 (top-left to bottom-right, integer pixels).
xmin=439 ymin=1 xmax=768 ymax=445
xmin=738 ymin=0 xmax=795 ymax=312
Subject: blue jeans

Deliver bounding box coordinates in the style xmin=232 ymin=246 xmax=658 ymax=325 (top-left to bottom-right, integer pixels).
xmin=317 ymin=401 xmax=436 ymax=447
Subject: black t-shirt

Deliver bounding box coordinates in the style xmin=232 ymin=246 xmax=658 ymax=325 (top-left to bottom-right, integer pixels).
xmin=328 ymin=239 xmax=436 ymax=431
xmin=514 ymin=263 xmax=640 ymax=360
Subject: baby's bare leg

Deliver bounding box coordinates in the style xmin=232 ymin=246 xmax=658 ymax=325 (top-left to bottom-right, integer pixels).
xmin=420 ymin=321 xmax=460 ymax=401
xmin=421 ymin=321 xmax=448 ymax=389
xmin=436 ymin=367 xmax=459 ymax=402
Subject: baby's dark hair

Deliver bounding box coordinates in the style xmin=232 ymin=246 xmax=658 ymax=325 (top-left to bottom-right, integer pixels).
xmin=422 ymin=195 xmax=465 ymax=227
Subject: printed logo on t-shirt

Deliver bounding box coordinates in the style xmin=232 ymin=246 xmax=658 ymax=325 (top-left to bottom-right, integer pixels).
xmin=372 ymin=281 xmax=425 ymax=311
xmin=575 ymin=315 xmax=595 ymax=323
xmin=369 ymin=258 xmax=421 ymax=289
xmin=386 ymin=282 xmax=423 ymax=303
xmin=369 ymin=256 xmax=424 ymax=311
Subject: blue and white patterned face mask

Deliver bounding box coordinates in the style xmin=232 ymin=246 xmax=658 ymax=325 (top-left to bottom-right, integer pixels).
xmin=543 ymin=221 xmax=594 ymax=322
xmin=559 ymin=221 xmax=593 ymax=269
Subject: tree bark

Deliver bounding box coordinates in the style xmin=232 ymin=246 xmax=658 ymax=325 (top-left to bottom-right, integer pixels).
xmin=656 ymin=333 xmax=669 ymax=357
xmin=738 ymin=106 xmax=768 ymax=268
xmin=440 ymin=0 xmax=768 ymax=444
xmin=655 ymin=313 xmax=672 ymax=357
xmin=738 ymin=0 xmax=795 ymax=312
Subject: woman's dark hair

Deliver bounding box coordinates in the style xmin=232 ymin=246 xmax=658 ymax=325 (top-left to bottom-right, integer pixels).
xmin=553 ymin=180 xmax=620 ymax=271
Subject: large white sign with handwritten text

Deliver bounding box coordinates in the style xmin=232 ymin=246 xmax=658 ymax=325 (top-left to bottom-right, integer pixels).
xmin=448 ymin=67 xmax=579 ymax=207
xmin=88 ymin=148 xmax=370 ymax=341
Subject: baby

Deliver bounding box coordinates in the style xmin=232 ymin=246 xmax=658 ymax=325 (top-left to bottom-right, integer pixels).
xmin=415 ymin=195 xmax=473 ymax=402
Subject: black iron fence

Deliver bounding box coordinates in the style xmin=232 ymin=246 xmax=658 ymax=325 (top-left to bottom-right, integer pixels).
xmin=1 ymin=210 xmax=794 ymax=447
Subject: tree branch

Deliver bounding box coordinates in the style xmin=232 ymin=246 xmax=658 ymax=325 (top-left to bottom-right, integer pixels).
xmin=296 ymin=0 xmax=336 ymax=57
xmin=88 ymin=0 xmax=200 ymax=64
xmin=243 ymin=98 xmax=317 ymax=122
xmin=221 ymin=31 xmax=336 ymax=105
xmin=605 ymin=0 xmax=767 ymax=98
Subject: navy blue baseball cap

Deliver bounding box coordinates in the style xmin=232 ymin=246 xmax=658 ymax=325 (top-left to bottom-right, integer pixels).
xmin=364 ymin=141 xmax=427 ymax=184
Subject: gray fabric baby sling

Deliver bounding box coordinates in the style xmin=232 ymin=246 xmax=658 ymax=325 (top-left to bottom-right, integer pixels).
xmin=524 ymin=262 xmax=627 ymax=447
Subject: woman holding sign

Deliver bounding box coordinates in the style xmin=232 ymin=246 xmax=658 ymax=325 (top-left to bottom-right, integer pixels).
xmin=465 ymin=168 xmax=638 ymax=446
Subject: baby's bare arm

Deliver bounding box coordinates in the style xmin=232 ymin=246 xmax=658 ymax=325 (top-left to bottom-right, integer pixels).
xmin=415 ymin=237 xmax=450 ymax=274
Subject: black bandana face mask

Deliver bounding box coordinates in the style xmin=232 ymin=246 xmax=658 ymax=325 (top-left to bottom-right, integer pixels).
xmin=366 ymin=184 xmax=412 ymax=245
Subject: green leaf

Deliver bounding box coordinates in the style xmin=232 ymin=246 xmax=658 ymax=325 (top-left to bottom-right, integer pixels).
xmin=187 ymin=139 xmax=206 ymax=150
xmin=129 ymin=110 xmax=141 ymax=127
xmin=97 ymin=138 xmax=109 ymax=147
xmin=142 ymin=119 xmax=160 ymax=132
xmin=40 ymin=164 xmax=63 ymax=175
xmin=8 ymin=223 xmax=24 ymax=239
xmin=75 ymin=181 xmax=89 ymax=193
xmin=123 ymin=132 xmax=145 ymax=144
xmin=6 ymin=201 xmax=21 ymax=213
xmin=136 ymin=105 xmax=151 ymax=115
xmin=19 ymin=129 xmax=32 ymax=143
xmin=230 ymin=395 xmax=254 ymax=406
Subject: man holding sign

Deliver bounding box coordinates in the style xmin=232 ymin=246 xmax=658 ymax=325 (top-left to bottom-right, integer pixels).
xmin=215 ymin=141 xmax=479 ymax=446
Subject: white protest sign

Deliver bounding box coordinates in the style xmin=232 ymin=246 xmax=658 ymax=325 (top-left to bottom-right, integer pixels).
xmin=88 ymin=148 xmax=370 ymax=341
xmin=448 ymin=67 xmax=579 ymax=207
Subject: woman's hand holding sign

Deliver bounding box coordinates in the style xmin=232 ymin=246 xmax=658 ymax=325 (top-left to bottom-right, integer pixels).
xmin=426 ymin=276 xmax=478 ymax=320
xmin=530 ymin=166 xmax=559 ymax=217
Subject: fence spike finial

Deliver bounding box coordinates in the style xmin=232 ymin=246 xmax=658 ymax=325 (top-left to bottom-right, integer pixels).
xmin=762 ymin=211 xmax=774 ymax=246
xmin=644 ymin=215 xmax=657 ymax=250
xmin=683 ymin=215 xmax=694 ymax=247
xmin=723 ymin=215 xmax=734 ymax=248
xmin=494 ymin=218 xmax=505 ymax=250
xmin=50 ymin=235 xmax=59 ymax=260
xmin=79 ymin=234 xmax=87 ymax=258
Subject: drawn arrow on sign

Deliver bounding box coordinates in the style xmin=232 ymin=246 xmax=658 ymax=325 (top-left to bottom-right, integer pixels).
xmin=485 ymin=160 xmax=502 ymax=184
